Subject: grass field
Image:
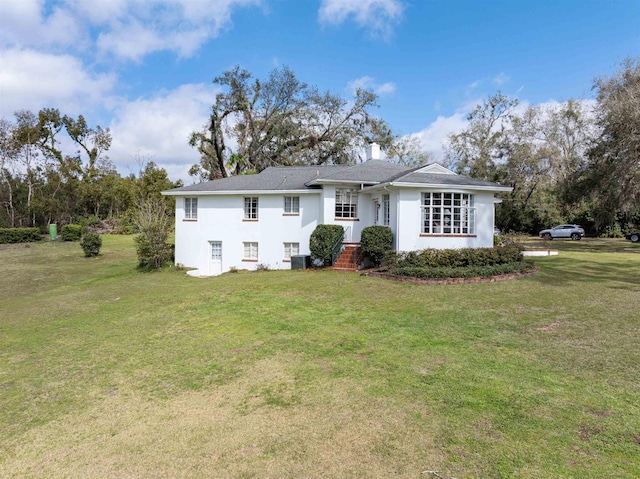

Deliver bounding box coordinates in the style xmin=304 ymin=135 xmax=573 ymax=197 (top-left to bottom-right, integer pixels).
xmin=1 ymin=236 xmax=639 ymax=478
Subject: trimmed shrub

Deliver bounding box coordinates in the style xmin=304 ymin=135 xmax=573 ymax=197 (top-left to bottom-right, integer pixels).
xmin=360 ymin=226 xmax=393 ymax=266
xmin=0 ymin=227 xmax=42 ymax=244
xmin=61 ymin=224 xmax=83 ymax=241
xmin=309 ymin=224 xmax=344 ymax=266
xmin=386 ymin=245 xmax=523 ymax=270
xmin=390 ymin=261 xmax=535 ymax=279
xmin=80 ymin=232 xmax=102 ymax=257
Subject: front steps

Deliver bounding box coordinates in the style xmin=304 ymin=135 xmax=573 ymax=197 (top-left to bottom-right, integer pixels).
xmin=332 ymin=243 xmax=364 ymax=271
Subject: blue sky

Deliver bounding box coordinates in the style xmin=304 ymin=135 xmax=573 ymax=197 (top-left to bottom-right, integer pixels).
xmin=1 ymin=0 xmax=639 ymax=181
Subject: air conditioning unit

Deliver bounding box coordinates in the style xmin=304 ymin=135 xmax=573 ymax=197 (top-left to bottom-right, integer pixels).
xmin=291 ymin=255 xmax=311 ymax=270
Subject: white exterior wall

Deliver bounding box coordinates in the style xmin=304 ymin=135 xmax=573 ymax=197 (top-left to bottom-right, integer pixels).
xmin=395 ymin=189 xmax=495 ymax=252
xmin=174 ymin=193 xmax=320 ymax=274
xmin=172 ymin=185 xmax=498 ymax=276
xmin=318 ymin=184 xmax=372 ymax=243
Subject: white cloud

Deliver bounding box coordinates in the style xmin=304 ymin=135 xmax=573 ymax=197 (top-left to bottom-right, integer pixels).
xmin=413 ymin=111 xmax=470 ymax=160
xmin=347 ymin=76 xmax=396 ymax=96
xmin=465 ymin=73 xmax=512 ymax=95
xmin=0 ymin=0 xmax=82 ymax=49
xmin=406 ymin=97 xmax=597 ymax=163
xmin=318 ymin=0 xmax=404 ymax=38
xmin=108 ymin=83 xmax=220 ymax=181
xmin=0 ymin=49 xmax=117 ymax=118
xmin=1 ymin=0 xmax=263 ymax=61
xmin=492 ymin=72 xmax=510 ymax=86
xmin=73 ymin=0 xmax=263 ymax=61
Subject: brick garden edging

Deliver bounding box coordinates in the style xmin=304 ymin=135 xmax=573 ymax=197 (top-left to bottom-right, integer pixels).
xmin=362 ymin=269 xmax=539 ymax=285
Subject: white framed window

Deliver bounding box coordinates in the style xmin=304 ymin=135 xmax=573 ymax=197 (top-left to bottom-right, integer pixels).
xmin=284 ymin=196 xmax=300 ymax=214
xmin=421 ymin=192 xmax=475 ymax=235
xmin=244 ymin=197 xmax=258 ymax=220
xmin=243 ymin=242 xmax=258 ymax=260
xmin=335 ymin=188 xmax=358 ymax=218
xmin=283 ymin=242 xmax=299 ymax=260
xmin=382 ymin=194 xmax=390 ymax=226
xmin=184 ymin=197 xmax=198 ymax=220
xmin=211 ymin=241 xmax=222 ymax=260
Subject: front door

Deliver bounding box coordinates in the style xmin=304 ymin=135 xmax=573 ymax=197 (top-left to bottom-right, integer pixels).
xmin=209 ymin=241 xmax=222 ymax=276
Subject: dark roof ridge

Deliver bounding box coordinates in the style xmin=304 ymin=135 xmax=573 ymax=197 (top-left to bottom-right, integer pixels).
xmin=380 ymin=162 xmax=429 ymax=182
xmin=264 ymin=163 xmax=349 ymax=169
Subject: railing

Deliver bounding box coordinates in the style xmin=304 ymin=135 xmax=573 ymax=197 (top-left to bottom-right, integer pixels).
xmin=330 ymin=226 xmax=351 ymax=266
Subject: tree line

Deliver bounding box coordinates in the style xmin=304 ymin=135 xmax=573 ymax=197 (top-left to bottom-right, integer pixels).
xmin=446 ymin=58 xmax=639 ymax=235
xmin=0 ymin=108 xmax=180 ymax=230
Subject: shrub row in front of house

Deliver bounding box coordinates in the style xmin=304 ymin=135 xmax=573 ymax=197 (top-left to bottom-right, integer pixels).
xmin=0 ymin=227 xmax=42 ymax=244
xmin=390 ymin=261 xmax=535 ymax=279
xmin=382 ymin=244 xmax=535 ymax=279
xmin=385 ymin=244 xmax=524 ymax=269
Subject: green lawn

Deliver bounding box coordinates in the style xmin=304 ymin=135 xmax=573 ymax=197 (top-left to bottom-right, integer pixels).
xmin=1 ymin=236 xmax=639 ymax=478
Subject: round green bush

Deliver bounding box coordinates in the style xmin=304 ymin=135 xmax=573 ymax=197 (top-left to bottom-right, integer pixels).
xmin=360 ymin=226 xmax=393 ymax=266
xmin=61 ymin=224 xmax=83 ymax=242
xmin=309 ymin=224 xmax=344 ymax=266
xmin=80 ymin=232 xmax=102 ymax=257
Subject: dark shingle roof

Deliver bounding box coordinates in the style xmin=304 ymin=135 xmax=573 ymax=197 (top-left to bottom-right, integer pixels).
xmin=164 ymin=161 xmax=511 ymax=194
xmin=392 ymin=171 xmax=509 ymax=188
xmin=167 ymin=165 xmax=351 ymax=193
xmin=311 ymin=159 xmax=409 ymax=183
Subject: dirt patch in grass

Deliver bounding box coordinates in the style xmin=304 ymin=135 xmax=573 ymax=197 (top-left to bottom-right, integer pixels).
xmin=2 ymin=355 xmax=444 ymax=478
xmin=536 ymin=322 xmax=561 ymax=332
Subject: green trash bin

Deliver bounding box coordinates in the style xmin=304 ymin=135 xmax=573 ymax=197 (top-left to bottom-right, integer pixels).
xmin=49 ymin=224 xmax=57 ymax=240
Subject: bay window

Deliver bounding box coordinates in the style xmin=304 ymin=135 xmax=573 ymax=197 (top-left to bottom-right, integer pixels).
xmin=421 ymin=192 xmax=475 ymax=235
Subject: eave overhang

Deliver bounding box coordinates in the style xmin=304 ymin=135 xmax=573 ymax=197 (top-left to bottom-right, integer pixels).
xmin=362 ymin=181 xmax=513 ymax=193
xmin=162 ymin=189 xmax=322 ymax=196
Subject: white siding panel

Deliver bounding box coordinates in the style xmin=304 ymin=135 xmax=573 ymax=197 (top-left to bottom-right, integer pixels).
xmin=174 ymin=193 xmax=320 ymax=275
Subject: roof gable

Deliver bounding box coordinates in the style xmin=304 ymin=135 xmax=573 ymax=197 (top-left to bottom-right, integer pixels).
xmin=414 ymin=163 xmax=457 ymax=175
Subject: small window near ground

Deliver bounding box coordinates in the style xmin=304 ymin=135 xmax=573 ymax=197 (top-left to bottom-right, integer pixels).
xmin=184 ymin=197 xmax=198 ymax=220
xmin=243 ymin=242 xmax=258 ymax=260
xmin=283 ymin=242 xmax=299 ymax=260
xmin=284 ymin=196 xmax=300 ymax=214
xmin=244 ymin=197 xmax=258 ymax=220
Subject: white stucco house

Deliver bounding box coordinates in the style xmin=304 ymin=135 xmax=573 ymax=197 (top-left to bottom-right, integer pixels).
xmin=163 ymin=144 xmax=512 ymax=276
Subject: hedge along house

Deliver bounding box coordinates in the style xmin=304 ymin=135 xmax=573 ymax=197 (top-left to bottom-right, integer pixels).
xmin=162 ymin=143 xmax=512 ymax=276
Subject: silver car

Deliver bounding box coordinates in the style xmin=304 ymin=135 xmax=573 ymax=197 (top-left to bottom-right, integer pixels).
xmin=539 ymin=224 xmax=585 ymax=241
